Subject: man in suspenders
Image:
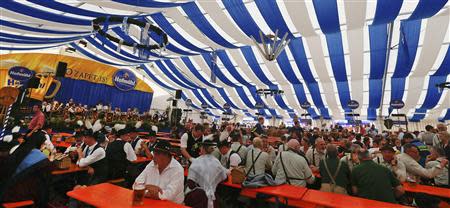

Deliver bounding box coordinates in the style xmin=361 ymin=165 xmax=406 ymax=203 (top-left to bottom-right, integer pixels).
xmin=216 ymin=140 xmax=242 ymax=169
xmin=272 ymin=139 xmax=315 ymax=187
xmin=373 ymin=145 xmax=407 ymax=182
xmin=306 ymin=138 xmax=326 ymax=171
xmin=230 ymin=130 xmax=247 ymax=162
xmin=76 ymin=130 xmax=108 ymax=185
xmin=244 ymin=138 xmax=272 ymax=177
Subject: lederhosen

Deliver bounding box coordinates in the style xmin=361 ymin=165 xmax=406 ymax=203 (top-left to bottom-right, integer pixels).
xmin=280 ymin=152 xmax=312 ymax=185
xmin=82 ymin=144 xmax=108 ymax=185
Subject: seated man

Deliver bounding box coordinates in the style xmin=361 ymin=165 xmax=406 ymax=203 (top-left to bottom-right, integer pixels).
xmin=319 ymin=144 xmax=350 ymax=194
xmin=397 ymin=143 xmax=447 ymax=183
xmin=106 ymin=128 xmax=137 ymax=179
xmin=373 ymin=145 xmax=407 ymax=182
xmin=272 ymin=139 xmax=315 ymax=187
xmin=351 ymin=149 xmax=404 ymax=203
xmin=76 ymin=130 xmax=108 ymax=185
xmin=134 ymin=140 xmax=184 ymax=204
xmin=229 ymin=130 xmax=247 ymax=162
xmin=138 ymin=130 xmax=157 ymax=159
xmin=245 ymin=138 xmax=272 ymax=178
xmin=185 ymin=139 xmax=227 ymax=208
xmin=216 ymin=140 xmax=242 ymax=169
xmin=261 ymin=135 xmax=276 ymax=163
xmin=425 ymin=146 xmax=448 ymax=187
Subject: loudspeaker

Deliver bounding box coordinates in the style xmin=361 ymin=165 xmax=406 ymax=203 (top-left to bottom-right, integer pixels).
xmin=175 ymin=90 xmax=182 ymax=99
xmin=172 ymin=100 xmax=178 ymax=107
xmin=384 ymin=119 xmax=394 ymax=129
xmin=171 ymin=108 xmax=182 ymax=125
xmin=28 ymin=77 xmax=40 ymax=89
xmin=55 ymin=62 xmax=68 ymax=77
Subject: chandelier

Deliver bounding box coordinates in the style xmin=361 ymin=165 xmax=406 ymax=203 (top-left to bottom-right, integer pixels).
xmin=251 ymin=30 xmax=290 ymax=61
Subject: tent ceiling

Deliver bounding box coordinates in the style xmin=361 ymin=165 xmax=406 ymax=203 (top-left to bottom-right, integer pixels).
xmin=0 ymin=0 xmax=449 ymax=121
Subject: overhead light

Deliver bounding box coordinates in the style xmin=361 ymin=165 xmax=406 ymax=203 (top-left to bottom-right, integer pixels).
xmin=65 ymin=47 xmax=76 ymax=53
xmin=78 ymin=40 xmax=87 ymax=47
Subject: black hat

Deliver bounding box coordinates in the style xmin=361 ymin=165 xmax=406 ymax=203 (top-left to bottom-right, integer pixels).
xmin=80 ymin=129 xmax=94 ymax=138
xmin=117 ymin=128 xmax=130 ymax=137
xmin=217 ymin=140 xmax=230 ymax=148
xmin=151 ymin=140 xmax=172 ymax=153
xmin=380 ymin=145 xmax=395 ymax=152
xmin=148 ymin=130 xmax=156 ymax=137
xmin=199 ymin=138 xmax=217 ymax=147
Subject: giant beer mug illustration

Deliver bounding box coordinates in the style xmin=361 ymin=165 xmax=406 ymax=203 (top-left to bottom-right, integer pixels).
xmin=29 ymin=74 xmax=61 ymax=101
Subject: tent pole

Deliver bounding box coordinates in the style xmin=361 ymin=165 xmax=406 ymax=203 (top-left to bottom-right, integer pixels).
xmin=378 ymin=22 xmax=394 ymax=131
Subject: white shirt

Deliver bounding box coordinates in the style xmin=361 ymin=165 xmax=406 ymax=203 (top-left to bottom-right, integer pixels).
xmin=41 ymin=130 xmax=55 ymax=152
xmin=219 ymin=149 xmax=241 ymax=168
xmin=77 ymin=142 xmax=106 ymax=167
xmin=134 ymin=158 xmax=185 ymax=204
xmin=132 ymin=138 xmax=143 ymax=154
xmin=116 ymin=138 xmax=137 ymax=161
xmin=219 ymin=130 xmax=230 ymax=142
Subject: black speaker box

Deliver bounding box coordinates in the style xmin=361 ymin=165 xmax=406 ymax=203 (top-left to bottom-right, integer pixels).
xmin=172 ymin=100 xmax=178 ymax=107
xmin=175 ymin=90 xmax=182 ymax=99
xmin=55 ymin=62 xmax=68 ymax=77
xmin=28 ymin=77 xmax=40 ymax=89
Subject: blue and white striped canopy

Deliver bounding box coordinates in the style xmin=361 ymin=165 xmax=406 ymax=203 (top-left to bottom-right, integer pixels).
xmin=1 ymin=0 xmax=449 ymax=121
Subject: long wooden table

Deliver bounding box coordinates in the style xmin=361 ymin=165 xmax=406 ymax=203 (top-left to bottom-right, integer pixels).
xmin=52 ymin=163 xmax=88 ymax=175
xmin=302 ymin=189 xmax=412 ymax=208
xmin=403 ymin=182 xmax=450 ymax=198
xmin=67 ymin=183 xmax=188 ymax=208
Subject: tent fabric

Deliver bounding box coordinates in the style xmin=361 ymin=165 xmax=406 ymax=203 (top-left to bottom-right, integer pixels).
xmin=1 ymin=0 xmax=449 ymax=121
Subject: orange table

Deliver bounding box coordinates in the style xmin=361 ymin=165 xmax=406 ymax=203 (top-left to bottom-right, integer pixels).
xmin=256 ymin=184 xmax=308 ymax=201
xmin=240 ymin=188 xmax=316 ymax=208
xmin=133 ymin=156 xmax=152 ymax=164
xmin=53 ymin=132 xmax=74 ymax=137
xmin=302 ymin=189 xmax=411 ymax=208
xmin=52 ymin=141 xmax=72 ymax=148
xmin=403 ymin=182 xmax=450 ymax=198
xmin=67 ymin=183 xmax=189 ymax=208
xmin=52 ymin=163 xmax=88 ymax=175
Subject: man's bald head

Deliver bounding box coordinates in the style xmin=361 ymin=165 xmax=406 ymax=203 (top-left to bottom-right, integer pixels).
xmin=287 ymin=139 xmax=300 ymax=150
xmin=253 ymin=137 xmax=263 ymax=149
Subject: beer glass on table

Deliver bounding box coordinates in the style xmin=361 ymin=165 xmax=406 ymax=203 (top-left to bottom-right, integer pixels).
xmin=133 ymin=182 xmax=145 ymax=205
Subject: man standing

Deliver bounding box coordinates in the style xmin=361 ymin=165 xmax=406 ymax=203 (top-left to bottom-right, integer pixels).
xmin=27 ymin=105 xmax=45 ymax=137
xmin=180 ymin=124 xmax=204 ymax=162
xmin=251 ymin=117 xmax=265 ymax=138
xmin=373 ymin=145 xmax=407 ymax=182
xmin=351 ymin=149 xmax=404 ymax=203
xmin=134 ymin=140 xmax=184 ymax=204
xmin=272 ymin=139 xmax=315 ymax=187
xmin=418 ymin=125 xmax=436 ymax=146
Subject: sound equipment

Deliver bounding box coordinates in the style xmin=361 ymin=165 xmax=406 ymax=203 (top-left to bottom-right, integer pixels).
xmin=170 ymin=108 xmax=182 ymax=125
xmin=172 ymin=100 xmax=178 ymax=107
xmin=175 ymin=90 xmax=182 ymax=99
xmin=55 ymin=62 xmax=68 ymax=77
xmin=384 ymin=119 xmax=394 ymax=129
xmin=28 ymin=77 xmax=40 ymax=89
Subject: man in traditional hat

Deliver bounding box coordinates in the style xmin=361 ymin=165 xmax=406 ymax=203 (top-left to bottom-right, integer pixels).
xmin=185 ymin=138 xmax=227 ymax=208
xmin=76 ymin=129 xmax=108 ymax=185
xmin=106 ymin=127 xmax=137 ymax=179
xmin=134 ymin=140 xmax=184 ymax=204
xmin=139 ymin=130 xmax=158 ymax=159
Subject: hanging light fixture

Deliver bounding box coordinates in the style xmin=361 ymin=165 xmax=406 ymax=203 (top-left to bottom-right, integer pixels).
xmin=251 ymin=30 xmax=290 ymax=61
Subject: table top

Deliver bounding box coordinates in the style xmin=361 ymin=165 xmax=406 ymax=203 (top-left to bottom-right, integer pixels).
xmin=302 ymin=189 xmax=411 ymax=208
xmin=52 ymin=163 xmax=87 ymax=175
xmin=52 ymin=141 xmax=72 ymax=148
xmin=158 ymin=137 xmax=180 ymax=143
xmin=403 ymin=182 xmax=450 ymax=198
xmin=67 ymin=183 xmax=189 ymax=208
xmin=255 ymin=184 xmax=308 ymax=200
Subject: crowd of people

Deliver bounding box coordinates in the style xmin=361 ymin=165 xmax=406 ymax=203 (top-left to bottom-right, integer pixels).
xmin=0 ymin=103 xmax=449 ymax=208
